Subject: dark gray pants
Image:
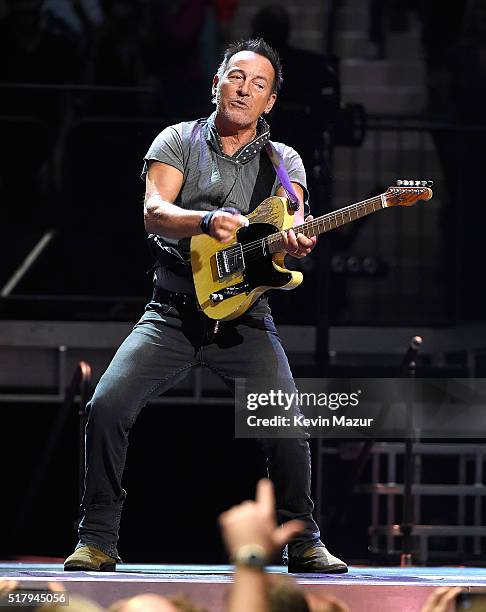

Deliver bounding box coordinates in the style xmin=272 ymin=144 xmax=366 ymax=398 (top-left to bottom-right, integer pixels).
xmin=77 ymin=298 xmax=320 ymax=559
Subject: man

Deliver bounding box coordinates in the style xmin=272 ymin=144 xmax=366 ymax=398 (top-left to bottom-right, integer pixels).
xmin=64 ymin=38 xmax=347 ymax=574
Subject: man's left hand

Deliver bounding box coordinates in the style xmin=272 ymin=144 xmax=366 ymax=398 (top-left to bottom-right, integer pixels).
xmin=281 ymin=215 xmax=317 ymax=258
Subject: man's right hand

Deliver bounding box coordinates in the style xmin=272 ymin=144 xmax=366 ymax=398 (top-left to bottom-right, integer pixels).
xmin=209 ymin=209 xmax=249 ymax=243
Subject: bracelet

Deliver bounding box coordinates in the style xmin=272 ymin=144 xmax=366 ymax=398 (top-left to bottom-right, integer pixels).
xmin=200 ymin=211 xmax=215 ymax=235
xmin=231 ymin=544 xmax=269 ymax=570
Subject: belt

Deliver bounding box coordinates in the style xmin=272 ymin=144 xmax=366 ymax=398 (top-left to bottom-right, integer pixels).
xmin=152 ymin=287 xmax=200 ymax=311
xmin=153 ymin=287 xmax=267 ymax=315
xmin=153 ymin=286 xmax=220 ymax=338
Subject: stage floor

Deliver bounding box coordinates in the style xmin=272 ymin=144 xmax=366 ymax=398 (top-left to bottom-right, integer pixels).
xmin=1 ymin=563 xmax=485 ymax=611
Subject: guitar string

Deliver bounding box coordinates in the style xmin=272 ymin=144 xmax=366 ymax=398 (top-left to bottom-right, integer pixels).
xmin=221 ymin=189 xmax=428 ymax=262
xmin=225 ymin=197 xmax=384 ymax=261
xmin=247 ymin=199 xmax=378 ymax=250
xmin=235 ymin=203 xmax=379 ymax=262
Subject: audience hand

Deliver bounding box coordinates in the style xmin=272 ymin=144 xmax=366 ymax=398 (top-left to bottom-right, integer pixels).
xmin=0 ymin=579 xmax=19 ymax=598
xmin=420 ymin=587 xmax=463 ymax=612
xmin=219 ymin=478 xmax=304 ymax=559
xmin=306 ymin=593 xmax=350 ymax=612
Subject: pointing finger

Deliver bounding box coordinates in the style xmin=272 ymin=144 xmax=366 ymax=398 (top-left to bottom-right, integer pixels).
xmin=256 ymin=478 xmax=274 ymax=514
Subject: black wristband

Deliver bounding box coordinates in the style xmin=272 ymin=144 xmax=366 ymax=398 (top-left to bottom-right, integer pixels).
xmin=200 ymin=211 xmax=216 ymax=235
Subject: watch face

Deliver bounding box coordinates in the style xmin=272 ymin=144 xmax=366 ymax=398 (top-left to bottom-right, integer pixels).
xmin=233 ymin=544 xmax=268 ymax=569
xmin=248 ymin=553 xmax=262 ymax=566
xmin=235 ymin=550 xmax=267 ymax=569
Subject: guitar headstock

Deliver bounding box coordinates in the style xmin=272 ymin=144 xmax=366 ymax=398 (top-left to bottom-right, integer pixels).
xmin=384 ymin=180 xmax=433 ymax=207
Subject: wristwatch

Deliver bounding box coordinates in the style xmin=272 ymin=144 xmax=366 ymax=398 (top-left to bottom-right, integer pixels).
xmin=232 ymin=544 xmax=269 ymax=570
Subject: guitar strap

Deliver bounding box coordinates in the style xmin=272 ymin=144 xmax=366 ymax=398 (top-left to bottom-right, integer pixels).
xmin=248 ymin=142 xmax=301 ymax=214
xmin=248 ymin=148 xmax=275 ymax=213
xmin=264 ymin=141 xmax=300 ymax=211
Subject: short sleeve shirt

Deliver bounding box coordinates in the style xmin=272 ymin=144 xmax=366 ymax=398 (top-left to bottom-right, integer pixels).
xmin=142 ymin=111 xmax=309 ymax=292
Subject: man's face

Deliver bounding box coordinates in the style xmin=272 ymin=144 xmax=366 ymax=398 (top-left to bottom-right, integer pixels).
xmin=213 ymin=51 xmax=277 ymax=128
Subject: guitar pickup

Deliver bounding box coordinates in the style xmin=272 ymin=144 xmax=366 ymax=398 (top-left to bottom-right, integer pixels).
xmin=215 ymin=244 xmax=245 ymax=279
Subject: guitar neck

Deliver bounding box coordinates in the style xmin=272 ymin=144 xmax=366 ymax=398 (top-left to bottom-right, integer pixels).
xmin=266 ymin=194 xmax=385 ymax=253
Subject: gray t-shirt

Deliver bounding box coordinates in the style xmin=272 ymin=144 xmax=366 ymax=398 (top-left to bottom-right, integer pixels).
xmin=143 ymin=112 xmax=309 ymax=292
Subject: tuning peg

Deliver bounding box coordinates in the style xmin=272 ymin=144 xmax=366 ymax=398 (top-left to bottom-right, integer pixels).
xmin=414 ymin=180 xmax=421 ymax=186
xmin=397 ymin=180 xmax=403 ymax=186
xmin=428 ymin=180 xmax=434 ymax=187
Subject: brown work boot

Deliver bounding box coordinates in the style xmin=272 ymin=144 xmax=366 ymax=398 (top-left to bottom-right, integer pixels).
xmin=64 ymin=545 xmax=116 ymax=572
xmin=288 ymin=542 xmax=348 ymax=574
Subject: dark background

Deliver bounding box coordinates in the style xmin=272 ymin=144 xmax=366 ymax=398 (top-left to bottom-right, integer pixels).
xmin=1 ymin=0 xmax=485 ymax=565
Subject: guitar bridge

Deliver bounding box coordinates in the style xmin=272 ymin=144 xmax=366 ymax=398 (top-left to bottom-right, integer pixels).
xmin=216 ymin=244 xmax=245 ymax=279
xmin=209 ymin=282 xmax=249 ymax=304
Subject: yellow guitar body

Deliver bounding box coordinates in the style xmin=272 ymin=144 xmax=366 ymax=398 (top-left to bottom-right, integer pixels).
xmin=191 ymin=196 xmax=303 ymax=321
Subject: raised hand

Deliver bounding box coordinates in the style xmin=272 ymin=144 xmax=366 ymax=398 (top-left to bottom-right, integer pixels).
xmin=218 ymin=478 xmax=304 ymax=559
xmin=419 ymin=587 xmax=463 ymax=612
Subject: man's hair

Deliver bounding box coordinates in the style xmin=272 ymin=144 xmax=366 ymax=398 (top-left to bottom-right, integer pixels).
xmin=214 ymin=37 xmax=283 ymax=97
xmin=266 ymin=575 xmax=310 ymax=612
xmin=167 ymin=594 xmax=209 ymax=612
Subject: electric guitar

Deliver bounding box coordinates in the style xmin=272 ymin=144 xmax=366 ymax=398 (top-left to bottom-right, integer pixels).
xmin=190 ymin=181 xmax=433 ymax=321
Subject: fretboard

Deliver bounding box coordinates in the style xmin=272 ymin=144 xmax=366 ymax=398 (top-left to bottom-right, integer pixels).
xmin=266 ymin=195 xmax=384 ymax=254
